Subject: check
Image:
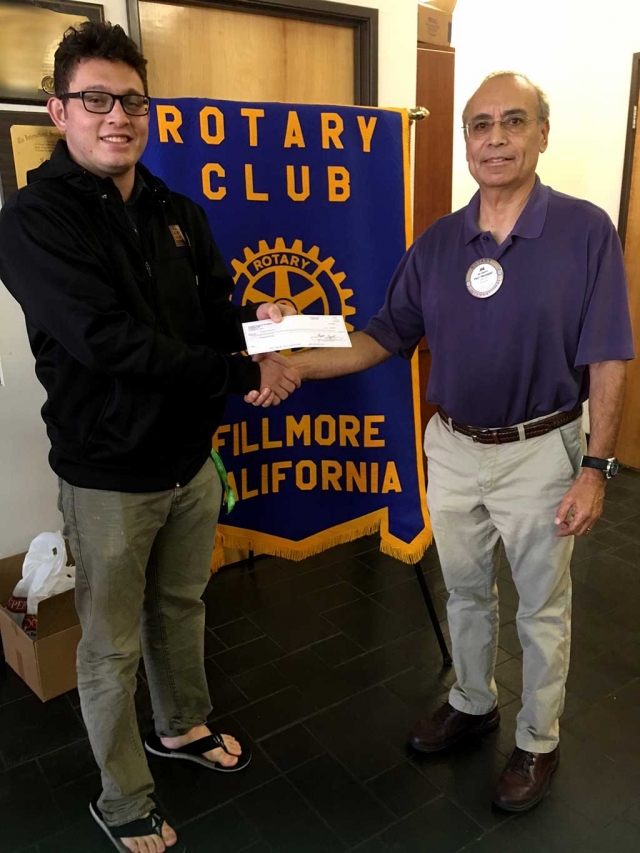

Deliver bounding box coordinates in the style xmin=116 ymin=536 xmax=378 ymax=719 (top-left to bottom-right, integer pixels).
xmin=242 ymin=314 xmax=353 ymax=355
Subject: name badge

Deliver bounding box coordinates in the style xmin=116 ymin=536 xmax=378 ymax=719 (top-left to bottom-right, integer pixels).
xmin=169 ymin=224 xmax=187 ymax=248
xmin=466 ymin=258 xmax=504 ymax=299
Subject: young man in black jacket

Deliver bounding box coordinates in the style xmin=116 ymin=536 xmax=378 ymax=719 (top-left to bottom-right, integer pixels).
xmin=0 ymin=22 xmax=299 ymax=853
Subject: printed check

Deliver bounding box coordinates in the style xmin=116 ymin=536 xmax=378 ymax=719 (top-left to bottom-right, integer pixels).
xmin=243 ymin=314 xmax=352 ymax=355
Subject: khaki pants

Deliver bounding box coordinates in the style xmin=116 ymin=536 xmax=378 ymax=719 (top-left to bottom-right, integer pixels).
xmin=424 ymin=413 xmax=586 ymax=753
xmin=58 ymin=458 xmax=222 ymax=826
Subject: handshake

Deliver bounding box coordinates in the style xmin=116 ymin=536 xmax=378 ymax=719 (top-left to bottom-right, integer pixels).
xmin=244 ymin=352 xmax=301 ymax=408
xmin=244 ymin=302 xmax=301 ymax=408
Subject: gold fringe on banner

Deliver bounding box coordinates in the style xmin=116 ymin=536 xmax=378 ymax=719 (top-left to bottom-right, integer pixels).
xmin=211 ymin=507 xmax=432 ymax=570
xmin=209 ymin=107 xmax=433 ymax=574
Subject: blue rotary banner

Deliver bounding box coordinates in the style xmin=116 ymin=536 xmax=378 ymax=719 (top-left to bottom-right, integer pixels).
xmin=142 ymin=98 xmax=431 ymax=564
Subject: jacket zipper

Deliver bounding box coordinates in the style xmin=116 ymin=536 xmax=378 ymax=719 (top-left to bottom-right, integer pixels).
xmin=120 ymin=193 xmax=179 ymax=485
xmin=126 ymin=202 xmax=169 ymax=336
xmin=183 ymin=230 xmax=199 ymax=287
xmin=137 ymin=225 xmax=179 ymax=486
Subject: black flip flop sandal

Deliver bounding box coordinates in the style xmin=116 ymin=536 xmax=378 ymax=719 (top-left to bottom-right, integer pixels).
xmin=89 ymin=797 xmax=186 ymax=852
xmin=144 ymin=730 xmax=252 ymax=772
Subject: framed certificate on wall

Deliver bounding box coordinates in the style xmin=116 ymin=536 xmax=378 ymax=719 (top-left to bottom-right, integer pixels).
xmin=0 ymin=111 xmax=60 ymax=203
xmin=0 ymin=0 xmax=104 ymax=105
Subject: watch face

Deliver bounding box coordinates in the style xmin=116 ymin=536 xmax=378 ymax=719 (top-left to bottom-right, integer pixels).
xmin=608 ymin=459 xmax=620 ymax=478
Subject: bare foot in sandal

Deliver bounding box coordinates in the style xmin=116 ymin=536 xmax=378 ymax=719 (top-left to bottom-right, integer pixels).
xmin=90 ymin=799 xmax=181 ymax=853
xmin=161 ymin=724 xmax=241 ymax=768
xmin=121 ymin=817 xmax=177 ymax=853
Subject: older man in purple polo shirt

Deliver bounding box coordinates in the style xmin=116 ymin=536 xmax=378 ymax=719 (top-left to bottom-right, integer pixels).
xmin=248 ymin=71 xmax=634 ymax=812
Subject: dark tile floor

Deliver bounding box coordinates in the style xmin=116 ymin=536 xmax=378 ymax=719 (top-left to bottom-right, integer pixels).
xmin=2 ymin=468 xmax=640 ymax=852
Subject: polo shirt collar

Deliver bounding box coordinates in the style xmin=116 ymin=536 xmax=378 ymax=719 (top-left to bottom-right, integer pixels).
xmin=463 ymin=175 xmax=550 ymax=244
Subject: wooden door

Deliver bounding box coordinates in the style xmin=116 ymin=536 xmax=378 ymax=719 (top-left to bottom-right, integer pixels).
xmin=413 ymin=43 xmax=455 ymax=448
xmin=414 ymin=44 xmax=455 ymax=239
xmin=617 ymin=84 xmax=640 ymax=468
xmin=137 ymin=1 xmax=356 ymax=104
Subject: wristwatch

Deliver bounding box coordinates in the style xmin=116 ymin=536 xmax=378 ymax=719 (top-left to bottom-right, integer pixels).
xmin=581 ymin=456 xmax=620 ymax=479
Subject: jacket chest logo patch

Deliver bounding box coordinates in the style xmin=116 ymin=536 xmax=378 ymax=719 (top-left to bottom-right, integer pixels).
xmin=169 ymin=224 xmax=186 ymax=247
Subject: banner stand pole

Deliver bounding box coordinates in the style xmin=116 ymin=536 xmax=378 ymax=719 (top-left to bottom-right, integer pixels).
xmin=406 ymin=107 xmax=449 ymax=663
xmin=413 ymin=562 xmax=453 ymax=667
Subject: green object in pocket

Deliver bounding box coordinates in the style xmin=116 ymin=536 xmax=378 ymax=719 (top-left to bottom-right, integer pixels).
xmin=210 ymin=449 xmax=236 ymax=514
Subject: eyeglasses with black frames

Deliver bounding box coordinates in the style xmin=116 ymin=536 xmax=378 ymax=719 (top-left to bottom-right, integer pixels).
xmin=61 ymin=91 xmax=150 ymax=117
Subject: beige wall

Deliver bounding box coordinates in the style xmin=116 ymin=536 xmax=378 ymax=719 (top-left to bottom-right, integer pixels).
xmin=452 ymin=0 xmax=639 ymax=223
xmin=0 ymin=0 xmax=417 ymax=559
xmin=323 ymin=0 xmax=418 ymax=109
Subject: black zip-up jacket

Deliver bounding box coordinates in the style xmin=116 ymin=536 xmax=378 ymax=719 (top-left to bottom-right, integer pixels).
xmin=0 ymin=141 xmax=260 ymax=491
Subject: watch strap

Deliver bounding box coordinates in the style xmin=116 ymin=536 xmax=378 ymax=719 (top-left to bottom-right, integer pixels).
xmin=581 ymin=456 xmax=609 ymax=471
xmin=581 ymin=456 xmax=619 ymax=479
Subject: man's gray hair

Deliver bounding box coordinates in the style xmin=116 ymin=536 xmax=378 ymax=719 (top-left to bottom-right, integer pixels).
xmin=462 ymin=71 xmax=550 ymax=125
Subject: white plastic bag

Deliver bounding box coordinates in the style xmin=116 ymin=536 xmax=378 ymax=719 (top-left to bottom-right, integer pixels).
xmin=11 ymin=539 xmax=48 ymax=599
xmin=21 ymin=531 xmax=76 ymax=615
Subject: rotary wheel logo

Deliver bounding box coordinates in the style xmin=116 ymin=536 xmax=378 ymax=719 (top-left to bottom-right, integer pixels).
xmin=231 ymin=238 xmax=356 ymax=330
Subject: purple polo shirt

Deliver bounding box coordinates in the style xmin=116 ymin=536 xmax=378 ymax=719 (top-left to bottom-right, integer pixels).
xmin=365 ymin=177 xmax=634 ymax=428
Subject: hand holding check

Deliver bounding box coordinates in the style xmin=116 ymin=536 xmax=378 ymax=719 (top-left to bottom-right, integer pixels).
xmin=244 ymin=312 xmax=352 ymax=407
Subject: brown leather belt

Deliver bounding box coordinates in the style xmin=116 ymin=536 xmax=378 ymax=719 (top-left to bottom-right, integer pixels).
xmin=437 ymin=406 xmax=582 ymax=445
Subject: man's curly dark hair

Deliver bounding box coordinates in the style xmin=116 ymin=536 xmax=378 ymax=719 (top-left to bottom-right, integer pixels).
xmin=53 ymin=21 xmax=148 ymax=97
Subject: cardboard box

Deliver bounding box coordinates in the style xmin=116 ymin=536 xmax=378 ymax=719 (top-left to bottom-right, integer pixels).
xmin=0 ymin=551 xmax=80 ymax=701
xmin=418 ymin=1 xmax=457 ymax=48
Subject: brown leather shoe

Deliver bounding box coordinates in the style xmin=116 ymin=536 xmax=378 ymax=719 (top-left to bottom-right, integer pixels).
xmin=408 ymin=702 xmax=500 ymax=753
xmin=493 ymin=747 xmax=559 ymax=812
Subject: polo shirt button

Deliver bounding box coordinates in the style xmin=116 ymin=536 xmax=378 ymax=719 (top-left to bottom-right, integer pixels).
xmin=482 ymin=235 xmax=489 ymax=241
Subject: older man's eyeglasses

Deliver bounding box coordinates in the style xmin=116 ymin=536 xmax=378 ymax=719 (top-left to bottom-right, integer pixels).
xmin=61 ymin=91 xmax=150 ymax=116
xmin=464 ymin=116 xmax=538 ymax=140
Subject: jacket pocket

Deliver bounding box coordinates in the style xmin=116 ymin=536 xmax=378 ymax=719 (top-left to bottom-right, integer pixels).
xmin=84 ymin=383 xmax=115 ymax=449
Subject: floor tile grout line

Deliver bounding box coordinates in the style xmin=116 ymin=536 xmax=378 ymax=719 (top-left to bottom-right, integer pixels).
xmin=0 ymin=731 xmax=90 ymax=777
xmin=209 ymin=647 xmax=433 ymax=730
xmin=209 ymin=632 xmax=286 ymax=659
xmin=231 ymin=549 xmax=379 ymax=588
xmin=204 ymin=625 xmax=229 ymax=652
xmin=23 ymin=752 xmax=77 ymax=851
xmin=212 ymin=557 xmax=443 ymax=626
xmin=363 ymin=734 xmax=504 ymax=835
xmin=307 ymin=632 xmax=368 ymax=661
xmin=210 ymin=686 xmax=293 ymax=721
xmin=208 ymin=621 xmax=268 ymax=651
xmin=355 ymin=788 xmax=485 ymax=853
xmin=279 ymin=736 xmax=449 ymax=850
xmin=251 ymin=692 xmax=479 ymax=847
xmin=0 ymin=691 xmax=37 ymax=711
xmin=234 ymin=666 xmax=419 ymax=747
xmin=233 ymin=762 xmax=347 ymax=852
xmin=208 ymin=623 xmax=438 ymax=686
xmin=172 ymin=745 xmax=286 ymax=833
xmin=290 ymin=738 xmax=404 ymax=806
